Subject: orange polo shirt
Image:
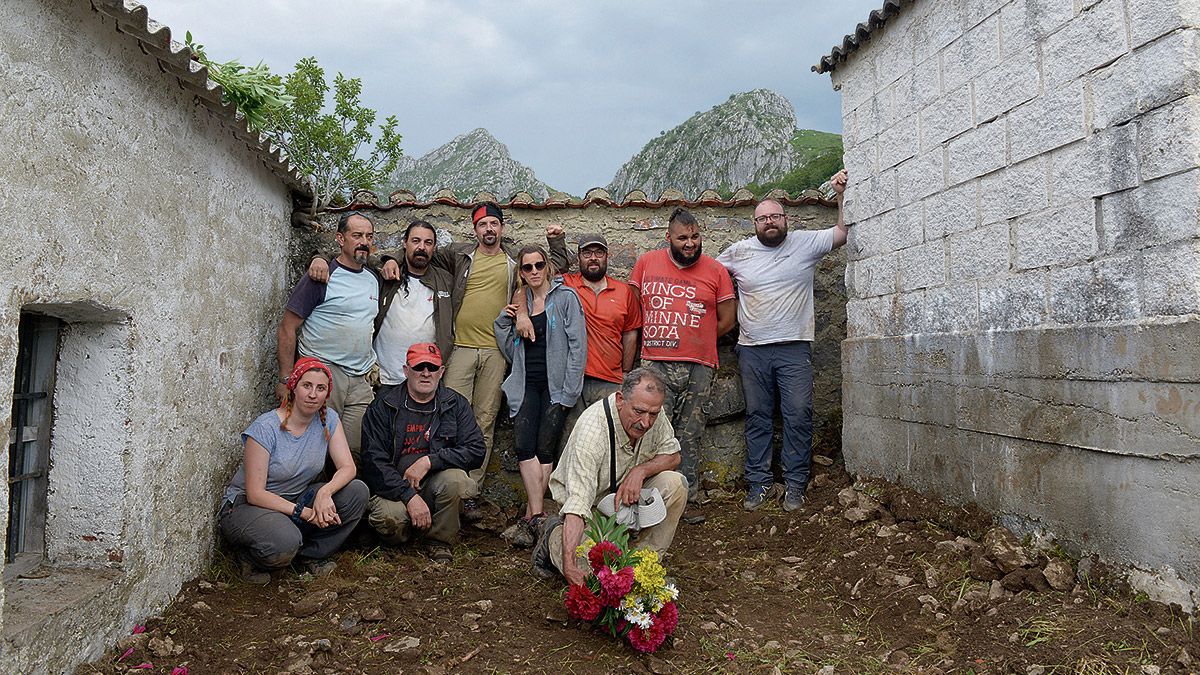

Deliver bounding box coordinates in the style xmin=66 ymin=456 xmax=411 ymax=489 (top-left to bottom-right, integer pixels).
xmin=560 ymin=273 xmax=642 ymax=383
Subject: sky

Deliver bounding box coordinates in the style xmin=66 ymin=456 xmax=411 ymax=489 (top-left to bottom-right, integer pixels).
xmin=147 ymin=0 xmax=882 ymax=196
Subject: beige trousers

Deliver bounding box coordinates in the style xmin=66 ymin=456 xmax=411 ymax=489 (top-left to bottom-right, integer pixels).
xmin=326 ymin=362 xmax=375 ymax=463
xmin=442 ymin=346 xmax=507 ymax=497
xmin=549 ymin=470 xmax=687 ymax=577
xmin=366 ymin=469 xmax=471 ymax=545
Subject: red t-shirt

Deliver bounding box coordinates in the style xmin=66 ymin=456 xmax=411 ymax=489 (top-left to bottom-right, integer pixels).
xmin=561 ymin=273 xmax=643 ymax=384
xmin=628 ymin=249 xmax=734 ymax=368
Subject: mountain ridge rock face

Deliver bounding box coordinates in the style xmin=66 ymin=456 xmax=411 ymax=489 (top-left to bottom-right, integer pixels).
xmin=386 ymin=128 xmax=552 ymax=201
xmin=608 ymin=89 xmax=839 ymax=199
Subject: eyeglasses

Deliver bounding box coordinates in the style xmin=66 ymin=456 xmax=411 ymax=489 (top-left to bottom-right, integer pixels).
xmin=753 ymin=213 xmax=786 ymax=224
xmin=409 ymin=362 xmax=440 ymax=372
xmin=579 ymin=249 xmax=606 ymax=259
xmin=520 ymin=261 xmax=547 ymax=272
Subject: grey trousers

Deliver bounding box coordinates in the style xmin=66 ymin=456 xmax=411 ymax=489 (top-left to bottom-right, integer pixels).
xmin=219 ymin=479 xmax=369 ymax=569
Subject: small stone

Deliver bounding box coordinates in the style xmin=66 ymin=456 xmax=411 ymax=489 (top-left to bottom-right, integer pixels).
xmin=292 ymin=590 xmax=338 ymax=618
xmin=781 ymin=556 xmax=803 ymax=563
xmin=340 ymin=613 xmax=361 ymax=631
xmin=473 ymin=599 xmax=494 ymax=612
xmin=361 ymin=607 xmax=386 ymax=622
xmin=876 ymin=525 xmax=898 ymax=538
xmin=1176 ymin=649 xmax=1192 ymax=667
xmin=191 ymin=601 xmax=211 ymax=611
xmin=197 ymin=580 xmax=214 ymax=592
xmin=312 ymin=638 xmax=332 ymax=652
xmin=700 ymin=621 xmax=719 ymax=632
xmin=148 ymin=636 xmax=175 ymax=658
xmin=1140 ymin=666 xmax=1160 ymax=675
xmin=763 ymin=640 xmax=781 ymax=650
xmin=894 ymin=575 xmax=913 ymax=587
xmin=810 ymin=474 xmax=830 ymax=489
xmin=935 ymin=539 xmax=967 ymax=555
xmin=955 ymin=536 xmax=980 ymax=551
xmin=1041 ymin=558 xmax=1074 ymax=591
xmin=768 ymin=525 xmax=777 ymax=536
xmin=837 ymin=487 xmax=859 ymax=507
xmin=1000 ymin=570 xmax=1026 ymax=592
xmin=402 ymin=591 xmax=417 ymax=601
xmin=544 ymin=607 xmax=569 ymax=623
xmin=924 ymin=566 xmax=940 ymax=588
xmin=970 ymin=550 xmax=1002 ymax=581
xmin=812 ymin=454 xmax=834 ymax=466
xmin=843 ymin=507 xmax=872 ymax=523
xmin=818 ymin=667 xmax=836 ymax=675
xmin=1027 ymin=666 xmax=1045 ymax=675
xmin=1023 ymin=567 xmax=1051 ymax=592
xmin=461 ymin=612 xmax=482 ymax=627
xmin=983 ymin=527 xmax=1032 ymax=573
xmin=366 ymin=576 xmax=380 ymax=583
xmin=383 ymin=636 xmax=421 ymax=653
xmin=989 ymin=580 xmax=1005 ymax=600
xmin=889 ymin=649 xmax=911 ymax=666
xmin=986 ymin=607 xmax=998 ymax=616
xmin=116 ymin=633 xmax=150 ymax=653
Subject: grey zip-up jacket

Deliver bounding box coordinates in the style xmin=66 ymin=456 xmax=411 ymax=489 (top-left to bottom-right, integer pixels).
xmin=494 ymin=277 xmax=587 ymax=415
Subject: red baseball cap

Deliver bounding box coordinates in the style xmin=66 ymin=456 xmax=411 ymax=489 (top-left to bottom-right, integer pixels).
xmin=406 ymin=342 xmax=443 ymax=368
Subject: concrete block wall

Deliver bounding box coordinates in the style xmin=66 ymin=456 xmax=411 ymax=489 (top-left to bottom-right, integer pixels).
xmin=830 ymin=0 xmax=1200 ymax=609
xmin=304 ymin=200 xmax=845 ymax=503
xmin=0 ymin=0 xmax=294 ymax=671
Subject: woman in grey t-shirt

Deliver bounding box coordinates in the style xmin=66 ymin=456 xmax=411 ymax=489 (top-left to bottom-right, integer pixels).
xmin=219 ymin=357 xmax=368 ymax=583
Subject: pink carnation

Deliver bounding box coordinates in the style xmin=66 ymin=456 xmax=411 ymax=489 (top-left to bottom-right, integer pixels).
xmin=587 ymin=540 xmax=622 ymax=572
xmin=656 ymin=601 xmax=679 ymax=634
xmin=564 ymin=584 xmax=603 ymax=622
xmin=596 ymin=566 xmax=635 ymax=607
xmin=627 ymin=620 xmax=668 ymax=653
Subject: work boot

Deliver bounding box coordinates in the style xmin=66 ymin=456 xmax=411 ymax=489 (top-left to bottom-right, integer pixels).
xmin=238 ymin=556 xmax=271 ymax=585
xmin=428 ymin=542 xmax=454 ymax=564
xmin=530 ymin=514 xmax=563 ymax=580
xmin=461 ymin=498 xmax=484 ymax=524
xmin=742 ymin=484 xmax=775 ymax=512
xmin=293 ymin=557 xmax=337 ymax=577
xmin=510 ymin=513 xmax=544 ymax=549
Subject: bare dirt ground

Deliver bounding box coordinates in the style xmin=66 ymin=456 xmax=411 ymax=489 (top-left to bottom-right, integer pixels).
xmin=80 ymin=461 xmax=1197 ymax=674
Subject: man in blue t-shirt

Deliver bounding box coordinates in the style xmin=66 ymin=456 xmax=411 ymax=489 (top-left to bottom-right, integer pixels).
xmin=277 ymin=211 xmax=381 ymax=461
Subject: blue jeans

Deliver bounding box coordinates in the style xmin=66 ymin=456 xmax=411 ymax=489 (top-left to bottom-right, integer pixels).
xmin=738 ymin=341 xmax=813 ymax=492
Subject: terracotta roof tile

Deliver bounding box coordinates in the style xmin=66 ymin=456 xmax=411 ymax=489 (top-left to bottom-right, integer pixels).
xmin=812 ymin=0 xmax=911 ymax=75
xmin=91 ymin=0 xmax=307 ymax=192
xmin=335 ymin=187 xmax=836 ymax=212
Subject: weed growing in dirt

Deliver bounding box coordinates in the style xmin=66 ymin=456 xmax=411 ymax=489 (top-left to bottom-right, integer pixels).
xmin=1017 ymin=616 xmax=1063 ymax=647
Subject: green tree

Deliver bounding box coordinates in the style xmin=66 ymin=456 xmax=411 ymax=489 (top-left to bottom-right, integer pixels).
xmin=267 ymin=57 xmax=403 ymax=213
xmin=185 ymin=32 xmax=291 ymax=131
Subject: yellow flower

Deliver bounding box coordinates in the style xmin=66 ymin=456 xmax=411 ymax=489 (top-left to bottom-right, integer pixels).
xmin=575 ymin=537 xmax=597 ymax=558
xmin=631 ymin=550 xmax=667 ymax=596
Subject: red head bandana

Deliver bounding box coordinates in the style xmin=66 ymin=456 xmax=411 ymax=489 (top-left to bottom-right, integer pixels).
xmin=472 ymin=202 xmax=504 ymax=225
xmin=287 ymin=357 xmax=333 ymax=393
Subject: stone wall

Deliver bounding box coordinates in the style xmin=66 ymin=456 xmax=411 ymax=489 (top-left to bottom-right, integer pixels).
xmin=0 ymin=0 xmax=294 ymax=671
xmin=303 ymin=199 xmax=845 ymax=503
xmin=828 ymin=0 xmax=1200 ymax=608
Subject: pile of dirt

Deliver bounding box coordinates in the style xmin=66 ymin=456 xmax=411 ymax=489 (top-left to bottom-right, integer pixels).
xmin=80 ymin=461 xmax=1198 ymax=674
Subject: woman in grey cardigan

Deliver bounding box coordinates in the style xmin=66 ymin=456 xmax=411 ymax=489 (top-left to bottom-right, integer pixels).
xmin=495 ymin=244 xmax=587 ymax=546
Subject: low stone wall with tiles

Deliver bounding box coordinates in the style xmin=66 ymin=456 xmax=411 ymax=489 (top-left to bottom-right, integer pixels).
xmin=825 ymin=0 xmax=1200 ymax=608
xmin=297 ymin=199 xmax=845 ymax=504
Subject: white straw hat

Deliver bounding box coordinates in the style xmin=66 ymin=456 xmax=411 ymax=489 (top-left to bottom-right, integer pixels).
xmin=597 ymin=487 xmax=667 ymax=530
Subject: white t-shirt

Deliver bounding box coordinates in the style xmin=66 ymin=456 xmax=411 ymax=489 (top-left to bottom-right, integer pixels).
xmin=374 ymin=276 xmax=436 ymax=385
xmin=715 ymin=228 xmax=836 ymax=345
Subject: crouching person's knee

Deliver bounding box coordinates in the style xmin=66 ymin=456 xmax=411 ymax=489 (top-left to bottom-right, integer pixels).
xmin=368 ymin=496 xmax=411 ymax=545
xmin=249 ymin=527 xmax=303 ymax=570
xmin=650 ymin=470 xmax=688 ymax=508
xmin=435 ymin=469 xmax=471 ymax=499
xmin=334 ymin=479 xmax=370 ymax=522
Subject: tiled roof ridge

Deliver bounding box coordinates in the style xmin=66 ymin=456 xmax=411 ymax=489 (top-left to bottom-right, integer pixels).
xmin=812 ymin=0 xmax=912 ymax=74
xmin=90 ymin=0 xmax=308 ymax=193
xmin=335 ymin=186 xmax=837 ymax=212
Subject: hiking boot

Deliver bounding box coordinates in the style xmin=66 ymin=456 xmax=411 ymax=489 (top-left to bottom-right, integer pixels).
xmin=530 ymin=514 xmax=562 ymax=580
xmin=461 ymin=498 xmax=484 ymax=524
xmin=294 ymin=557 xmax=337 ymax=577
xmin=743 ymin=484 xmax=775 ymax=512
xmin=510 ymin=513 xmax=543 ymax=549
xmin=682 ymin=508 xmax=707 ymax=525
xmin=238 ymin=556 xmax=271 ymax=585
xmin=782 ymin=486 xmax=806 ymax=512
xmin=428 ymin=542 xmax=454 ymax=564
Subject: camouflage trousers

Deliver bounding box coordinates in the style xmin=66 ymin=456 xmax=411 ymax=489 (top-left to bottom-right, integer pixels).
xmin=640 ymin=360 xmax=714 ymax=501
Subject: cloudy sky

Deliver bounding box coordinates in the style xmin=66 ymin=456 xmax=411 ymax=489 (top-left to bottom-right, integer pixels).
xmin=148 ymin=1 xmax=881 ymax=195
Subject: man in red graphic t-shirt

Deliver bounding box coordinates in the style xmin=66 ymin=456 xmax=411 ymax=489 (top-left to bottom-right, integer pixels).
xmin=629 ymin=208 xmax=736 ymax=504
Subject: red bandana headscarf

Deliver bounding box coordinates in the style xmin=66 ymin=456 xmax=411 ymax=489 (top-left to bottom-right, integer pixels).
xmin=286 ymin=357 xmax=333 ymax=393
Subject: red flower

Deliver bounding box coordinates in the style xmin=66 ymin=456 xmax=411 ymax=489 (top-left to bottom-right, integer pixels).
xmin=587 ymin=540 xmax=622 ymax=572
xmin=627 ymin=620 xmax=668 ymax=653
xmin=564 ymin=584 xmax=603 ymax=621
xmin=596 ymin=566 xmax=635 ymax=607
xmin=656 ymin=601 xmax=679 ymax=634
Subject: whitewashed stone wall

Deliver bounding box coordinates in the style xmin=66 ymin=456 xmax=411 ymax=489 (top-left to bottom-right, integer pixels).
xmin=0 ymin=0 xmax=294 ymax=671
xmin=830 ymin=0 xmax=1200 ymax=609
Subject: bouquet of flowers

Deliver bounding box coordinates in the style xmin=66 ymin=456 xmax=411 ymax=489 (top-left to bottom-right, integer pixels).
xmin=564 ymin=512 xmax=680 ymax=653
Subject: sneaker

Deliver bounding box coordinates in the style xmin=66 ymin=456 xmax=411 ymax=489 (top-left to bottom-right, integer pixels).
xmin=782 ymin=486 xmax=806 ymax=512
xmin=461 ymin=498 xmax=484 ymax=524
xmin=238 ymin=556 xmax=271 ymax=585
xmin=530 ymin=514 xmax=562 ymax=580
xmin=743 ymin=484 xmax=775 ymax=512
xmin=294 ymin=557 xmax=337 ymax=577
xmin=428 ymin=542 xmax=454 ymax=564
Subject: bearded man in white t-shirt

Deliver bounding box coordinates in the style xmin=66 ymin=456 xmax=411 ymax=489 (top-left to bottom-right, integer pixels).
xmin=715 ymin=170 xmax=850 ymax=512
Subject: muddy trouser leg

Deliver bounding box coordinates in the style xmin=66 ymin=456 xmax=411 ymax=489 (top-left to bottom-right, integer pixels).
xmin=368 ymin=470 xmax=471 ymax=545
xmin=295 ymin=479 xmax=369 ymax=560
xmin=367 ymin=494 xmax=414 ymax=546
xmin=643 ymin=360 xmax=713 ymax=500
xmin=326 ymin=364 xmax=376 ymax=466
xmin=738 ymin=343 xmax=778 ymax=492
xmin=219 ymin=497 xmax=303 ymax=570
xmin=558 ymin=377 xmax=619 ymax=458
xmin=777 ymin=341 xmax=814 ymax=494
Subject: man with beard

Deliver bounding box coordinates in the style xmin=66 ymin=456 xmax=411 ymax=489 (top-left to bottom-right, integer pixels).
xmin=515 ymin=233 xmax=641 ymax=444
xmin=278 ymin=211 xmax=381 ymax=462
xmin=628 ymin=208 xmax=736 ymax=504
xmin=715 ymin=170 xmax=849 ymax=512
xmin=373 ymin=220 xmax=454 ymax=394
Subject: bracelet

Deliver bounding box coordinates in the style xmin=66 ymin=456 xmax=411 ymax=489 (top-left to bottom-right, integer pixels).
xmin=290 ymin=502 xmax=304 ymax=525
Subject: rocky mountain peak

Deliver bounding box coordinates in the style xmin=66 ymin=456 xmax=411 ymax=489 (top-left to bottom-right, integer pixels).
xmin=385 ymin=128 xmax=552 ymax=201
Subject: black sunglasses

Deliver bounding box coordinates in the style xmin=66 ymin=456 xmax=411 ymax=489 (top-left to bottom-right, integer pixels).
xmin=409 ymin=362 xmax=440 ymax=372
xmin=520 ymin=261 xmax=547 ymax=272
